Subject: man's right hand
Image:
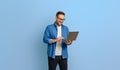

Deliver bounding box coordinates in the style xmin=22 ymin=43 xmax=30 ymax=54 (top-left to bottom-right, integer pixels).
xmin=56 ymin=36 xmax=64 ymax=41
xmin=51 ymin=36 xmax=64 ymax=43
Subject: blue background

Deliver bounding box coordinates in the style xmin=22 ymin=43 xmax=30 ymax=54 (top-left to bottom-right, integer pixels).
xmin=0 ymin=0 xmax=120 ymax=70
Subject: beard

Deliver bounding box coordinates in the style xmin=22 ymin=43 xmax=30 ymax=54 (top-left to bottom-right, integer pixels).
xmin=56 ymin=21 xmax=63 ymax=26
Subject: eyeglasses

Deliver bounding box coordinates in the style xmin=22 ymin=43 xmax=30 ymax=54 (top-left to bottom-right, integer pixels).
xmin=57 ymin=17 xmax=65 ymax=21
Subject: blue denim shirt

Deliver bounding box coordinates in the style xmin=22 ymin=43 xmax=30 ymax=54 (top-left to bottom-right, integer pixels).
xmin=43 ymin=23 xmax=69 ymax=59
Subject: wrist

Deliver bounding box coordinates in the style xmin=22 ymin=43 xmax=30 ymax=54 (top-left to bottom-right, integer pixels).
xmin=54 ymin=39 xmax=57 ymax=42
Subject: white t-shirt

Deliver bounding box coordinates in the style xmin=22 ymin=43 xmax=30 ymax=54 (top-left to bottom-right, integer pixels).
xmin=55 ymin=25 xmax=62 ymax=56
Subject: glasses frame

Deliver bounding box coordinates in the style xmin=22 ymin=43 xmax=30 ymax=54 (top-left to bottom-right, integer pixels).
xmin=57 ymin=17 xmax=65 ymax=21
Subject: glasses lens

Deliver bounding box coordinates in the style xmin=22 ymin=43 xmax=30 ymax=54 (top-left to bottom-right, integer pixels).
xmin=57 ymin=17 xmax=65 ymax=21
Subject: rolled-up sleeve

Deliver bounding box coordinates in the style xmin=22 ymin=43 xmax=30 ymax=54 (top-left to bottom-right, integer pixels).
xmin=43 ymin=26 xmax=52 ymax=44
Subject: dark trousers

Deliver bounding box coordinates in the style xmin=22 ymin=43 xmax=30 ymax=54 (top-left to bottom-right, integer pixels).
xmin=48 ymin=56 xmax=67 ymax=70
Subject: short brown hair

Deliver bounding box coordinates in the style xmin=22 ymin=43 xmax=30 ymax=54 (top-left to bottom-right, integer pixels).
xmin=56 ymin=11 xmax=65 ymax=17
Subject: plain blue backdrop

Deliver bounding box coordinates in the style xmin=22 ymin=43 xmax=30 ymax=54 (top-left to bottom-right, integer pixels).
xmin=0 ymin=0 xmax=120 ymax=70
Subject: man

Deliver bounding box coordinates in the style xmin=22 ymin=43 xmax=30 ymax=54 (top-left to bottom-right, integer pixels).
xmin=43 ymin=11 xmax=73 ymax=70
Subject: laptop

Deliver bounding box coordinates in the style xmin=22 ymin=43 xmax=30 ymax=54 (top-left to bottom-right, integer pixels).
xmin=67 ymin=31 xmax=79 ymax=40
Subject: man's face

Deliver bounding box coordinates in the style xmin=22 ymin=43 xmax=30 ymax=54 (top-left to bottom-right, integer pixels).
xmin=56 ymin=14 xmax=65 ymax=26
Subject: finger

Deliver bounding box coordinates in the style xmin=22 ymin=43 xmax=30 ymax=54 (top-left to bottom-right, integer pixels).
xmin=69 ymin=40 xmax=71 ymax=42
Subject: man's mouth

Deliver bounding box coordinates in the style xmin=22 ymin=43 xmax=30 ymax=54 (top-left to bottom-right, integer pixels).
xmin=59 ymin=21 xmax=63 ymax=23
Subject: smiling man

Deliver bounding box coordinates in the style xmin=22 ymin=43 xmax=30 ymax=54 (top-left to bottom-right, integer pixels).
xmin=43 ymin=11 xmax=73 ymax=70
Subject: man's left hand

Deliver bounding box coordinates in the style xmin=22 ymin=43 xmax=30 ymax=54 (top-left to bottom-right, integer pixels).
xmin=65 ymin=40 xmax=73 ymax=45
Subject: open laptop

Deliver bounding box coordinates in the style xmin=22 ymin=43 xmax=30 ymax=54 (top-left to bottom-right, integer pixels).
xmin=67 ymin=31 xmax=79 ymax=40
